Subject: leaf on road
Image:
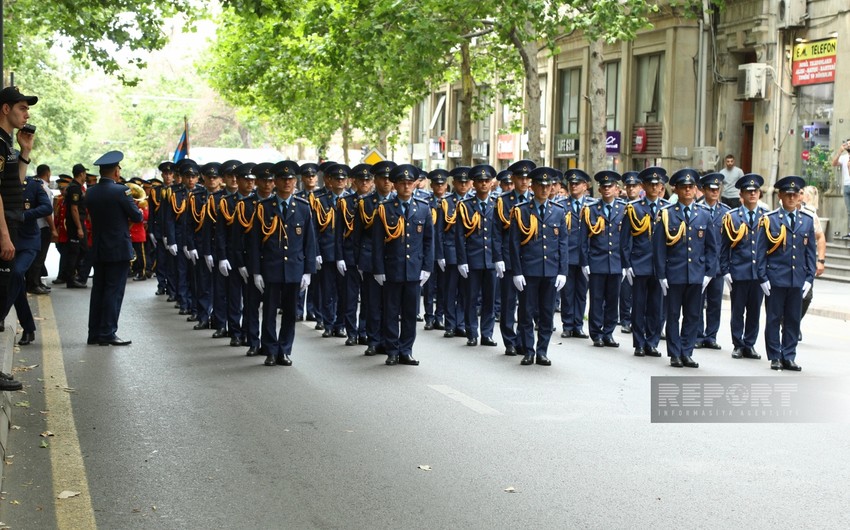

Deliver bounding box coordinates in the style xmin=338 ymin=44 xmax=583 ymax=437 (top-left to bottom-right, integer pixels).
xmin=16 ymin=359 xmax=27 ymax=364
xmin=14 ymin=401 xmax=30 ymax=408
xmin=40 ymin=431 xmax=54 ymax=438
xmin=39 ymin=441 xmax=49 ymax=449
xmin=10 ymin=426 xmax=20 ymax=430
xmin=417 ymin=465 xmax=432 ymax=471
xmin=9 ymin=500 xmax=19 ymax=505
xmin=61 ymin=387 xmax=76 ymax=393
xmin=504 ymin=486 xmax=518 ymax=493
xmin=57 ymin=491 xmax=80 ymax=499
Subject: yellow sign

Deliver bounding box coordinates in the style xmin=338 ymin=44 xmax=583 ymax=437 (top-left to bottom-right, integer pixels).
xmin=793 ymin=38 xmax=837 ymax=61
xmin=362 ymin=148 xmax=386 ymax=165
xmin=792 ymin=38 xmax=837 ymax=86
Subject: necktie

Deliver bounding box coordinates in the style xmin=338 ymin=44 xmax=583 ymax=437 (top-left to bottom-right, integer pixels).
xmin=709 ymin=207 xmax=715 ymax=218
xmin=748 ymin=210 xmax=755 ymax=228
xmin=280 ymin=200 xmax=286 ymax=213
xmin=604 ymin=204 xmax=611 ymax=219
xmin=573 ymin=201 xmax=579 ymax=214
xmin=788 ymin=212 xmax=795 ymax=228
xmin=480 ymin=201 xmax=487 ymax=214
xmin=684 ymin=206 xmax=690 ymax=223
xmin=650 ymin=203 xmax=657 ymax=217
xmin=538 ymin=204 xmax=545 ymax=218
xmin=402 ymin=202 xmax=408 ymax=217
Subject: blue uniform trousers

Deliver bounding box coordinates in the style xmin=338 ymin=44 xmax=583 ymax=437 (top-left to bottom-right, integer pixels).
xmin=560 ymin=264 xmax=587 ymax=333
xmin=155 ymin=242 xmax=171 ymax=293
xmin=226 ymin=272 xmax=244 ymax=340
xmin=2 ymin=248 xmax=37 ymax=330
xmin=193 ymin=261 xmax=212 ymax=323
xmin=210 ymin=268 xmax=227 ymax=330
xmin=464 ymin=269 xmax=496 ymax=340
xmin=364 ymin=274 xmax=383 ymax=349
xmin=382 ymin=280 xmax=419 ymax=357
xmin=341 ymin=268 xmax=364 ymax=339
xmin=729 ymin=280 xmax=763 ymax=350
xmin=319 ymin=266 xmax=342 ymax=331
xmin=517 ymin=276 xmax=556 ymax=357
xmin=422 ymin=271 xmax=436 ymax=323
xmin=619 ymin=276 xmax=632 ymax=327
xmin=588 ymin=273 xmax=619 ymax=340
xmin=665 ymin=283 xmax=702 ymax=358
xmin=87 ymin=261 xmax=130 ymax=341
xmin=499 ymin=275 xmax=519 ymax=347
xmin=242 ymin=278 xmax=261 ymax=349
xmin=261 ymin=282 xmax=299 ymax=357
xmin=175 ymin=253 xmax=191 ymax=311
xmin=764 ymin=286 xmax=802 ymax=362
xmin=432 ymin=266 xmax=446 ymax=325
xmin=442 ymin=267 xmax=466 ymax=332
xmin=697 ymin=275 xmax=724 ymax=343
xmin=631 ymin=275 xmax=663 ymax=350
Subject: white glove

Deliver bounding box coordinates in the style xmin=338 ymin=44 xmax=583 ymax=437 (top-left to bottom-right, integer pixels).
xmin=357 ymin=268 xmax=363 ymax=280
xmin=701 ymin=275 xmax=712 ymax=293
xmin=183 ymin=246 xmax=191 ymax=259
xmin=316 ymin=255 xmax=323 ymax=270
xmin=659 ymin=278 xmax=669 ymax=297
xmin=723 ymin=273 xmax=733 ymax=290
xmin=437 ymin=259 xmax=446 ymax=271
xmin=218 ymin=259 xmax=231 ymax=277
xmin=205 ymin=255 xmax=214 ymax=271
xmin=760 ymin=280 xmax=771 ymax=297
xmin=420 ymin=270 xmax=431 ymax=286
xmin=802 ymin=280 xmax=812 ymax=298
xmin=163 ymin=237 xmax=169 ymax=246
xmin=189 ymin=249 xmax=198 ymax=264
xmin=554 ymin=274 xmax=566 ymax=291
xmin=149 ymin=233 xmax=157 ymax=248
xmin=495 ymin=261 xmax=505 ymax=279
xmin=167 ymin=244 xmax=177 ymax=256
xmin=513 ymin=275 xmax=526 ymax=292
xmin=300 ymin=274 xmax=311 ymax=291
xmin=374 ymin=274 xmax=385 ymax=286
xmin=582 ymin=266 xmax=590 ymax=280
xmin=337 ymin=260 xmax=347 ymax=276
xmin=238 ymin=266 xmax=248 ymax=283
xmin=253 ymin=274 xmax=265 ymax=294
xmin=625 ymin=267 xmax=635 ymax=285
xmin=458 ymin=264 xmax=469 ymax=278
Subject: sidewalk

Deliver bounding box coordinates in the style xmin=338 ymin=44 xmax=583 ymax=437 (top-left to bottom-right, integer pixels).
xmin=0 ymin=310 xmax=16 ymax=490
xmin=801 ymin=278 xmax=850 ymax=321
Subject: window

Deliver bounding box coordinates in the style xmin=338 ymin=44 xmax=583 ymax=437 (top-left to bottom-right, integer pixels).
xmin=475 ymin=87 xmax=491 ymax=140
xmin=453 ymin=89 xmax=463 ymax=140
xmin=558 ymin=68 xmax=580 ymax=135
xmin=415 ymin=97 xmax=427 ymax=143
xmin=539 ymin=74 xmax=548 ymax=126
xmin=605 ymin=62 xmax=620 ymax=131
xmin=634 ymin=54 xmax=665 ymax=123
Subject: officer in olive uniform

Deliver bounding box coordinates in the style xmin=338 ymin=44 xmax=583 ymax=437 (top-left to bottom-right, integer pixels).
xmin=372 ymin=164 xmax=434 ymax=366
xmin=719 ymin=173 xmax=766 ymax=360
xmin=509 ymin=167 xmax=568 ymax=366
xmin=695 ymin=172 xmax=731 ymax=349
xmin=653 ymin=168 xmax=718 ymax=368
xmin=757 ymin=175 xmax=815 ymax=371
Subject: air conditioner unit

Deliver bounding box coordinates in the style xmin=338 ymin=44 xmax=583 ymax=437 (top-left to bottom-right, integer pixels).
xmin=778 ymin=0 xmax=807 ymax=28
xmin=693 ymin=147 xmax=719 ymax=172
xmin=737 ymin=63 xmax=768 ymax=100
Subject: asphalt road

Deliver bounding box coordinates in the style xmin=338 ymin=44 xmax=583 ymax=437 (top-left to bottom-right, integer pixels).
xmin=2 ymin=275 xmax=850 ymax=529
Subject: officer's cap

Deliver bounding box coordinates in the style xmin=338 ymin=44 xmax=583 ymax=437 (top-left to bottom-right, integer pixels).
xmin=389 ymin=164 xmax=419 ymax=183
xmin=325 ymin=163 xmax=351 ymax=179
xmin=221 ymin=160 xmax=242 ymax=176
xmin=0 ymin=86 xmax=38 ymax=106
xmin=351 ymin=164 xmax=373 ymax=180
xmin=177 ymin=158 xmax=200 ymax=177
xmin=428 ymin=169 xmax=449 ymax=184
xmin=56 ymin=175 xmax=72 ymax=187
xmin=594 ymin=170 xmax=621 ymax=187
xmin=72 ymin=163 xmax=88 ymax=176
xmin=669 ymin=168 xmax=700 ymax=187
xmin=736 ymin=173 xmax=764 ymax=191
xmin=638 ymin=166 xmax=668 ymax=184
xmin=251 ymin=162 xmax=274 ymax=180
xmin=449 ymin=166 xmax=471 ymax=182
xmin=418 ymin=168 xmax=428 ymax=180
xmin=272 ymin=161 xmax=300 ymax=179
xmin=158 ymin=161 xmax=176 ymax=173
xmin=150 ymin=179 xmax=164 ymax=188
xmin=622 ymin=171 xmax=641 ymax=185
xmin=507 ymin=159 xmax=536 ymax=177
xmin=372 ymin=161 xmax=397 ymax=179
xmin=201 ymin=162 xmax=222 ymax=179
xmin=564 ymin=169 xmax=590 ymax=184
xmin=318 ymin=161 xmax=337 ymax=175
xmin=774 ymin=175 xmax=806 ymax=194
xmin=470 ymin=164 xmax=496 ymax=181
xmin=699 ymin=172 xmax=725 ymax=190
xmin=93 ymin=150 xmax=124 ymax=170
xmin=299 ymin=163 xmax=319 ymax=177
xmin=496 ymin=170 xmax=512 ymax=183
xmin=235 ymin=162 xmax=257 ymax=179
xmin=529 ymin=166 xmax=560 ymax=186
xmin=128 ymin=177 xmax=145 ymax=185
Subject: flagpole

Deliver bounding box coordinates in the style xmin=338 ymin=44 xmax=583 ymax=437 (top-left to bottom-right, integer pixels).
xmin=184 ymin=116 xmax=189 ymax=158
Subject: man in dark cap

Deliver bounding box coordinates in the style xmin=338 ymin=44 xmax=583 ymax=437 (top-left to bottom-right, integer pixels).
xmin=216 ymin=159 xmax=248 ymax=347
xmin=694 ymin=172 xmax=730 ymax=350
xmin=150 ymin=161 xmax=176 ymax=296
xmin=314 ymin=163 xmax=352 ymax=338
xmin=423 ymin=169 xmax=449 ymax=330
xmin=164 ymin=159 xmax=200 ymax=316
xmin=296 ymin=162 xmax=325 ymax=324
xmin=438 ymin=166 xmax=473 ymax=339
xmin=558 ymin=169 xmax=593 ymax=339
xmin=617 ymin=171 xmax=641 ymax=334
xmin=85 ymin=151 xmax=143 ymax=345
xmin=59 ymin=163 xmax=90 ymax=288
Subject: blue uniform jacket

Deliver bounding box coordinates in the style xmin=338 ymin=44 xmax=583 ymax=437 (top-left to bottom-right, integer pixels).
xmin=719 ymin=205 xmax=766 ymax=280
xmin=564 ymin=196 xmax=594 ymax=266
xmin=335 ymin=192 xmax=360 ymax=267
xmin=493 ymin=189 xmax=532 ymax=270
xmin=249 ymin=194 xmax=317 ymax=283
xmin=85 ymin=178 xmax=143 ymax=262
xmin=756 ymin=208 xmax=816 ymax=288
xmin=620 ymin=197 xmax=667 ymax=275
xmin=455 ymin=195 xmax=498 ymax=270
xmin=315 ymin=191 xmax=351 ymax=261
xmin=697 ymin=199 xmax=731 ymax=277
xmin=509 ymin=200 xmax=568 ymax=278
xmin=230 ymin=193 xmax=264 ymax=270
xmin=164 ymin=184 xmax=193 ymax=248
xmin=353 ymin=191 xmax=394 ymax=274
xmin=580 ymin=199 xmax=626 ymax=273
xmin=372 ymin=197 xmax=434 ymax=282
xmin=652 ymin=202 xmax=718 ymax=284
xmin=437 ymin=193 xmax=464 ymax=264
xmin=20 ymin=177 xmax=53 ymax=251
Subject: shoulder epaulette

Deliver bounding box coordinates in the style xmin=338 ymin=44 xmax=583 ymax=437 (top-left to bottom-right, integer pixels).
xmin=549 ymin=201 xmax=566 ymax=210
xmin=413 ymin=196 xmax=429 ymax=205
xmin=660 ymin=202 xmax=676 ymax=211
xmin=799 ymin=207 xmax=815 ymax=218
xmin=627 ymin=198 xmax=641 ymax=205
xmin=293 ymin=195 xmax=310 ymax=205
xmin=718 ymin=202 xmax=732 ymax=211
xmin=584 ymin=197 xmax=598 ymax=205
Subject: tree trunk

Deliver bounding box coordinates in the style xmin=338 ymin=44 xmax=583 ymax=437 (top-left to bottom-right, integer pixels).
xmin=341 ymin=114 xmax=351 ymax=165
xmin=511 ymin=23 xmax=543 ymax=166
xmin=587 ymin=39 xmax=607 ymax=175
xmin=460 ymin=41 xmax=474 ymax=167
xmin=378 ymin=130 xmax=388 ymax=156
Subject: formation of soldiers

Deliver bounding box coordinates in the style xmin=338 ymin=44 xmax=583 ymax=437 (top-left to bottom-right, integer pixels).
xmin=143 ymin=158 xmax=816 ymax=371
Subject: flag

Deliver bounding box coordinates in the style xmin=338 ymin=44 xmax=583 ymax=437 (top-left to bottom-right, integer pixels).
xmin=172 ymin=117 xmax=189 ymax=163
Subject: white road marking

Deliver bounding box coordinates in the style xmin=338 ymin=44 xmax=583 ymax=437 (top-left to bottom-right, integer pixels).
xmin=428 ymin=384 xmax=503 ymax=416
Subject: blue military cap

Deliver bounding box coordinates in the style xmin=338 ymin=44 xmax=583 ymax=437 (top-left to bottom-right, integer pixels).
xmin=325 ymin=163 xmax=351 ymax=179
xmin=507 ymin=159 xmax=536 ymax=177
xmin=93 ymin=150 xmax=124 ymax=169
xmin=389 ymin=164 xmax=419 ymax=182
xmin=564 ymin=169 xmax=590 ymax=184
xmin=273 ymin=160 xmax=300 ymax=179
xmin=594 ymin=170 xmax=621 ymax=187
xmin=774 ymin=175 xmax=806 ymax=193
xmin=234 ymin=162 xmax=257 ymax=179
xmin=638 ymin=166 xmax=667 ymax=184
xmin=158 ymin=161 xmax=176 ymax=173
xmin=418 ymin=168 xmax=428 ymax=180
xmin=470 ymin=164 xmax=496 ymax=181
xmin=318 ymin=161 xmax=337 ymax=175
xmin=622 ymin=171 xmax=640 ymax=185
xmin=699 ymin=172 xmax=725 ymax=190
xmin=252 ymin=162 xmax=274 ymax=180
xmin=428 ymin=169 xmax=449 ymax=184
xmin=201 ymin=162 xmax=222 ymax=178
xmin=372 ymin=161 xmax=397 ymax=179
xmin=299 ymin=163 xmax=318 ymax=176
xmin=449 ymin=166 xmax=471 ymax=182
xmin=177 ymin=158 xmax=200 ymax=176
xmin=351 ymin=163 xmax=373 ymax=179
xmin=496 ymin=170 xmax=512 ymax=183
xmin=669 ymin=168 xmax=700 ymax=187
xmin=529 ymin=166 xmax=559 ymax=185
xmin=220 ymin=160 xmax=242 ymax=175
xmin=736 ymin=173 xmax=764 ymax=190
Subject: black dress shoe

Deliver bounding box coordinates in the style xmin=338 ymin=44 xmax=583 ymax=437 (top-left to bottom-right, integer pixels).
xmin=467 ymin=337 xmax=478 ymax=346
xmin=621 ymin=325 xmax=632 ymax=334
xmin=364 ymin=346 xmax=376 ymax=356
xmin=385 ymin=355 xmax=399 ymax=365
xmin=443 ymin=330 xmax=455 ymax=338
xmin=52 ymin=277 xmax=67 ymax=284
xmin=167 ymin=296 xmax=177 ymax=302
xmin=481 ymin=337 xmax=497 ymax=347
xmin=731 ymin=348 xmax=743 ymax=359
xmin=230 ymin=337 xmax=242 ymax=347
xmin=358 ymin=337 xmax=368 ymax=345
xmin=399 ymin=355 xmax=419 ymax=366
xmin=29 ymin=285 xmax=49 ymax=295
xmin=193 ymin=321 xmax=210 ymax=330
xmin=603 ymin=338 xmax=619 ymax=347
xmin=660 ymin=332 xmax=667 ymax=341
xmin=561 ymin=330 xmax=570 ymax=338
xmin=433 ymin=322 xmax=445 ymax=330
xmin=782 ymin=360 xmax=802 ymax=371
xmin=424 ymin=321 xmax=434 ymax=330
xmin=132 ymin=274 xmax=146 ymax=281
xmin=0 ymin=377 xmax=23 ymax=391
xmin=86 ymin=337 xmax=98 ymax=345
xmin=183 ymin=313 xmax=195 ymax=320
xmin=333 ymin=330 xmax=347 ymax=338
xmin=212 ymin=329 xmax=228 ymax=338
xmin=770 ymin=359 xmax=783 ymax=370
xmin=702 ymin=341 xmax=721 ymax=350
xmin=345 ymin=337 xmax=357 ymax=346
xmin=66 ymin=280 xmax=88 ymax=288
xmin=315 ymin=323 xmax=325 ymax=331
xmin=264 ymin=355 xmax=276 ymax=366
xmin=321 ymin=329 xmax=332 ymax=338
xmin=571 ymin=330 xmax=589 ymax=339
xmin=694 ymin=340 xmax=704 ymax=349
xmin=504 ymin=345 xmax=517 ymax=356
xmin=742 ymin=347 xmax=762 ymax=360
xmin=670 ymin=356 xmax=683 ymax=367
xmin=99 ymin=336 xmax=131 ymax=346
xmin=633 ymin=347 xmax=645 ymax=357
xmin=520 ymin=354 xmax=534 ymax=365
xmin=18 ymin=332 xmax=35 ymax=346
xmin=295 ymin=315 xmax=303 ymax=321
xmin=416 ymin=315 xmax=423 ymax=322
xmin=535 ymin=355 xmax=551 ymax=366
xmin=246 ymin=347 xmax=259 ymax=357
xmin=682 ymin=356 xmax=699 ymax=368
xmin=277 ymin=354 xmax=292 ymax=366
xmin=644 ymin=346 xmax=662 ymax=357
xmin=454 ymin=329 xmax=467 ymax=338
xmin=155 ymin=287 xmax=166 ymax=295
xmin=592 ymin=339 xmax=605 ymax=347
xmin=305 ymin=313 xmax=316 ymax=321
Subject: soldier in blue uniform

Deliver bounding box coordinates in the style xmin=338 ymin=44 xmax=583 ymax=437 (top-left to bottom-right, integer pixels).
xmin=581 ymin=171 xmax=626 ymax=348
xmin=618 ymin=171 xmax=641 ymax=334
xmin=233 ymin=163 xmax=267 ymax=356
xmin=215 ymin=159 xmax=247 ymax=346
xmin=150 ymin=162 xmax=176 ymax=296
xmin=438 ymin=166 xmax=472 ymax=338
xmin=336 ymin=163 xmax=372 ymax=346
xmin=509 ymin=167 xmax=568 ymax=366
xmin=621 ymin=167 xmax=668 ymax=357
xmin=164 ymin=160 xmax=199 ymax=316
xmin=372 ymin=164 xmax=434 ymax=366
xmin=313 ymin=164 xmax=351 ymax=337
xmin=695 ymin=172 xmax=731 ymax=350
xmin=757 ymin=176 xmax=815 ymax=371
xmin=85 ymin=151 xmax=143 ymax=345
xmin=295 ymin=162 xmax=324 ymax=323
xmin=422 ymin=169 xmax=448 ymax=330
xmin=493 ymin=160 xmax=535 ymax=355
xmin=558 ymin=169 xmax=592 ymax=339
xmin=250 ymin=160 xmax=317 ymax=366
xmin=653 ymin=168 xmax=718 ymax=368
xmin=719 ymin=173 xmax=766 ymax=360
xmin=185 ymin=163 xmax=218 ymax=329
xmin=456 ymin=164 xmax=499 ymax=347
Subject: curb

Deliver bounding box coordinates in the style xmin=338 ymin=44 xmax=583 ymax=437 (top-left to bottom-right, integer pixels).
xmin=0 ymin=310 xmax=17 ymax=491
